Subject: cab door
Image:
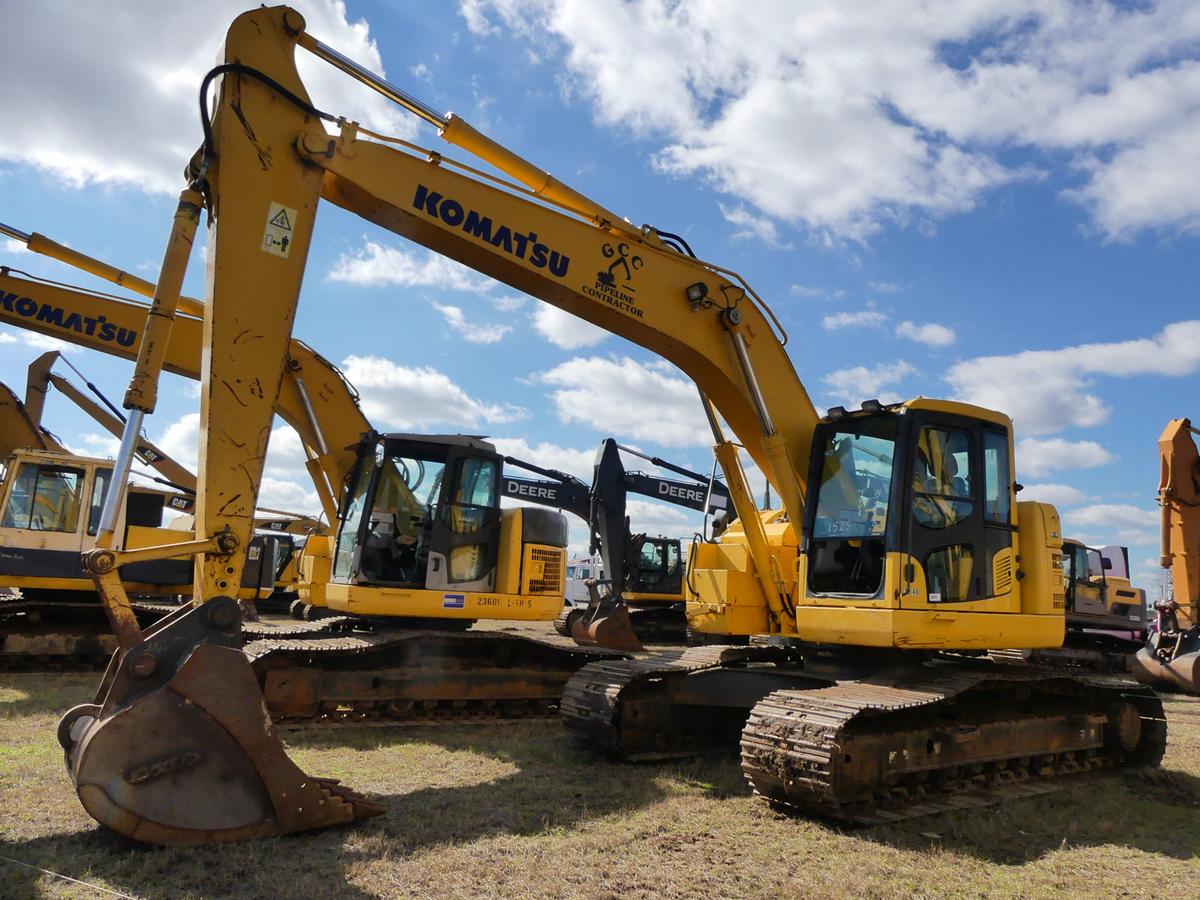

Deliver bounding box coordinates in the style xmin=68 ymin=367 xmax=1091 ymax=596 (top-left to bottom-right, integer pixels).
xmin=901 ymin=415 xmax=1017 ymax=609
xmin=424 ymin=449 xmax=501 ymax=592
xmin=1064 ymin=543 xmax=1106 ymax=615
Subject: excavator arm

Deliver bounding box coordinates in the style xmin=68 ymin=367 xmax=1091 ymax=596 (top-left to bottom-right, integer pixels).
xmin=24 ymin=351 xmax=197 ymax=492
xmin=0 ymin=380 xmax=64 ymax=458
xmin=1132 ymin=417 xmax=1200 ymax=692
xmin=148 ymin=9 xmax=819 ymax=631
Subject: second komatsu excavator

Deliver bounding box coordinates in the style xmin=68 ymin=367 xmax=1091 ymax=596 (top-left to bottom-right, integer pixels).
xmin=49 ymin=6 xmax=1165 ymax=844
xmin=1 ymin=240 xmax=623 ymax=725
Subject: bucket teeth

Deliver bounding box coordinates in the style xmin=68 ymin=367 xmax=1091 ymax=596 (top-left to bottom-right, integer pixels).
xmin=313 ymin=777 xmax=385 ymax=821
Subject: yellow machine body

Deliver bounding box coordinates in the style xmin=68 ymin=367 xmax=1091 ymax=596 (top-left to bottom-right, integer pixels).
xmin=686 ymin=399 xmax=1065 ymax=650
xmin=45 ymin=6 xmax=1154 ymax=845
xmin=0 ymin=447 xmax=254 ymax=597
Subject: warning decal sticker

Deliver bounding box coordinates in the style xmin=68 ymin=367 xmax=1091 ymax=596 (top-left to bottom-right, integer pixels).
xmin=262 ymin=201 xmax=297 ymax=257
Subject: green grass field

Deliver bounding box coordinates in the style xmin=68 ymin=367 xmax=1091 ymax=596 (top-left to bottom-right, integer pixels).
xmin=2 ymin=671 xmax=1199 ymax=899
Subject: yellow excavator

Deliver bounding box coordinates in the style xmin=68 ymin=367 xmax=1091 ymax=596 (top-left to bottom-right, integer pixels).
xmin=0 ymin=378 xmax=282 ymax=669
xmin=46 ymin=6 xmax=1164 ymax=843
xmin=0 ymin=260 xmax=622 ymax=724
xmin=1132 ymin=417 xmax=1200 ymax=693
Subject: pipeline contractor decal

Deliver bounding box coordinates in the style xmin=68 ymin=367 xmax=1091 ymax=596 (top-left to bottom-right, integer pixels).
xmin=411 ymin=185 xmax=571 ymax=276
xmin=582 ymin=241 xmax=644 ymax=318
xmin=0 ymin=290 xmax=137 ymax=347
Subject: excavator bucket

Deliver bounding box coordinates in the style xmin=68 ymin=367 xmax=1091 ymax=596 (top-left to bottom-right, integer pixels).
xmin=58 ymin=598 xmax=382 ymax=844
xmin=569 ymin=583 xmax=644 ymax=651
xmin=1130 ymin=645 xmax=1200 ymax=694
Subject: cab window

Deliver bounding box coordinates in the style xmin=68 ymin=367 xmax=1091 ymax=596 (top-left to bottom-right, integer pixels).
xmin=982 ymin=429 xmax=1010 ymax=524
xmin=88 ymin=469 xmax=112 ymax=535
xmin=445 ymin=457 xmax=497 ymax=534
xmin=0 ymin=464 xmax=85 ymax=532
xmin=912 ymin=427 xmax=973 ymax=529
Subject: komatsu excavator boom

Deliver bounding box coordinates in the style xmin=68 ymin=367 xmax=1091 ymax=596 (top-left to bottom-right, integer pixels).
xmin=52 ymin=6 xmax=1164 ymax=844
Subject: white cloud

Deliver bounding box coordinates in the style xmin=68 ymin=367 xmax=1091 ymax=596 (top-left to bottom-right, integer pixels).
xmin=73 ymin=433 xmax=121 ymax=459
xmin=897 ymin=320 xmax=956 ymax=347
xmin=3 ymin=239 xmax=26 ymax=255
xmin=530 ymin=305 xmax=607 ymax=349
xmin=789 ymin=284 xmax=834 ymax=299
xmin=719 ymin=203 xmax=792 ymax=249
xmin=0 ymin=2 xmax=416 ymax=194
xmin=870 ymin=281 xmax=903 ymax=294
xmin=257 ymin=476 xmax=321 ymax=516
xmin=492 ymin=437 xmax=596 ymax=480
xmin=490 ymin=295 xmax=527 ymax=312
xmin=536 ymin=356 xmax=710 ymax=447
xmin=155 ymin=412 xmax=201 ymax=471
xmin=822 ymin=360 xmax=914 ymax=407
xmin=1016 ymin=438 xmax=1115 ymax=478
xmin=467 ymin=1 xmax=1200 ymax=241
xmin=343 ymin=354 xmax=526 ymax=430
xmin=433 ymin=303 xmax=512 ymax=344
xmin=1062 ymin=503 xmax=1159 ymax=546
xmin=1020 ymin=482 xmax=1087 ymax=508
xmin=0 ymin=326 xmax=81 ymax=354
xmin=328 ymin=242 xmax=494 ymax=292
xmin=946 ymin=320 xmax=1200 ymax=434
xmin=821 ymin=310 xmax=888 ymax=331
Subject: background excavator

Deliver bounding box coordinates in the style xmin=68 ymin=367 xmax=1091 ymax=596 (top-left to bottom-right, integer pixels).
xmin=0 ymin=376 xmax=279 ymax=669
xmin=23 ymin=350 xmax=322 ymax=612
xmin=0 ymin=233 xmax=638 ymax=728
xmin=48 ymin=6 xmax=1165 ymax=844
xmin=1006 ymin=538 xmax=1149 ymax=672
xmin=1132 ymin=417 xmax=1200 ymax=693
xmin=500 ymin=438 xmax=729 ymax=646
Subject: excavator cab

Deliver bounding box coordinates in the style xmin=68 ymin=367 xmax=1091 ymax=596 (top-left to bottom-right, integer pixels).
xmin=331 ymin=434 xmax=503 ymax=602
xmin=804 ymin=403 xmax=1016 ymax=604
xmin=629 ymin=537 xmax=683 ymax=597
xmin=0 ymin=449 xmax=193 ymax=594
xmin=772 ymin=399 xmax=1064 ymax=650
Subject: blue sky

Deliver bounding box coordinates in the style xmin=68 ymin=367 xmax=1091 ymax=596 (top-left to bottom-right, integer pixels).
xmin=1 ymin=1 xmax=1198 ymax=582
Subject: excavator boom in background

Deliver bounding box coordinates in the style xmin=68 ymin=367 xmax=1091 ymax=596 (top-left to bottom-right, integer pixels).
xmin=499 ymin=438 xmax=729 ymax=646
xmin=1132 ymin=417 xmax=1200 ymax=692
xmin=1 ymin=240 xmax=625 ymax=724
xmin=48 ymin=6 xmax=1165 ymax=844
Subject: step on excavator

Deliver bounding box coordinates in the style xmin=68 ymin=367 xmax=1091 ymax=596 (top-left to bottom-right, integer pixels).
xmin=500 ymin=439 xmax=729 ymax=648
xmin=0 ymin=247 xmax=624 ymax=726
xmin=1132 ymin=417 xmax=1200 ymax=693
xmin=44 ymin=6 xmax=1164 ymax=843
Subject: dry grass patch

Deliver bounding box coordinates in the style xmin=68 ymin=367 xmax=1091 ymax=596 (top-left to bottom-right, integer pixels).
xmin=1 ymin=672 xmax=1198 ymax=898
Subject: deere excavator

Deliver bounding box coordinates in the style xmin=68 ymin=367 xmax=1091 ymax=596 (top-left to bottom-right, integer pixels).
xmin=1132 ymin=417 xmax=1200 ymax=693
xmin=43 ymin=6 xmax=1164 ymax=843
xmin=499 ymin=438 xmax=729 ymax=646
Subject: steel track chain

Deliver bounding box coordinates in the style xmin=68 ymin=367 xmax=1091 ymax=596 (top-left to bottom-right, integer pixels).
xmin=740 ymin=666 xmax=1167 ymax=824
